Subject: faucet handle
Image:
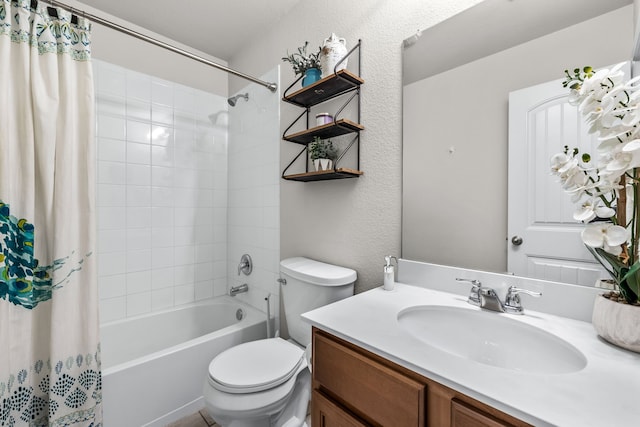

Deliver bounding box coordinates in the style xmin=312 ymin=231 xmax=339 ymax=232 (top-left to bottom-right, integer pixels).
xmin=504 ymin=286 xmax=541 ymax=314
xmin=456 ymin=278 xmax=481 ymax=306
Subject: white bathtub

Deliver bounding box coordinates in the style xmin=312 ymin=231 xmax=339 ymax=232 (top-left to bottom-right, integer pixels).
xmin=100 ymin=296 xmax=267 ymax=427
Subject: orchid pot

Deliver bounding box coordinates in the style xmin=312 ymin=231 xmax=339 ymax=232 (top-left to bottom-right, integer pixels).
xmin=552 ymin=64 xmax=640 ymax=352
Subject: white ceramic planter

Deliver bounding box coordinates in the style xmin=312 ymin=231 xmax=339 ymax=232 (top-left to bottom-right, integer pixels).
xmin=313 ymin=159 xmax=333 ymax=171
xmin=592 ymin=294 xmax=640 ymax=353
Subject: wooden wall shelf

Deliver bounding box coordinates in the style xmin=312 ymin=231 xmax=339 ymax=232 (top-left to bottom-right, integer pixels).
xmin=283 ymin=70 xmax=364 ymax=108
xmin=283 ymin=168 xmax=363 ymax=182
xmin=283 ymin=119 xmax=364 ymax=145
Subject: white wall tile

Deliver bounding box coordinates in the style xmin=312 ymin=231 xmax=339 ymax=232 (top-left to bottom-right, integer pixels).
xmin=152 ymin=207 xmax=174 ymax=228
xmin=151 ymin=126 xmax=173 ymax=147
xmin=174 ymin=245 xmax=195 ymax=266
xmin=126 ymin=249 xmax=152 ymax=273
xmin=127 ymin=270 xmax=152 ymax=294
xmin=127 ymin=292 xmax=151 ymax=316
xmin=98 ymin=207 xmax=125 ymax=230
xmin=126 ymin=99 xmax=151 ymax=121
xmin=151 ymin=227 xmax=174 ymax=248
xmin=126 ymin=186 xmax=151 ymax=207
xmin=174 ymin=284 xmax=195 ymax=306
xmin=98 ymin=251 xmax=126 ymax=276
xmin=151 ymin=186 xmax=174 ymax=207
xmin=127 ymin=120 xmax=151 ymax=144
xmin=126 ymin=228 xmax=152 ymax=251
xmin=98 ymin=161 xmax=126 ymax=185
xmin=98 ymin=115 xmax=126 ymax=140
xmin=195 ymin=281 xmax=214 ymax=300
xmin=151 ymin=145 xmax=174 ymax=167
xmin=127 ymin=207 xmax=152 ymax=228
xmin=152 ymin=288 xmax=174 ymax=310
xmin=98 ymin=184 xmax=126 ymax=207
xmin=98 ymin=229 xmax=126 ymax=254
xmin=98 ymin=274 xmax=126 ymax=299
xmin=174 ymin=264 xmax=195 ymax=286
xmin=174 ymin=226 xmax=196 ymax=247
xmin=126 ymin=164 xmax=151 ymax=186
xmin=151 ymin=166 xmax=174 ymax=187
xmin=126 ymin=70 xmax=151 ymax=102
xmin=152 ymin=80 xmax=174 ymax=106
xmin=95 ymin=59 xmax=233 ymax=323
xmin=100 ymin=297 xmax=126 ymax=323
xmin=98 ymin=139 xmax=126 ymax=162
xmin=152 ymin=267 xmax=175 ymax=289
xmin=152 ymin=247 xmax=174 ymax=269
xmin=152 ymin=105 xmax=173 ymax=125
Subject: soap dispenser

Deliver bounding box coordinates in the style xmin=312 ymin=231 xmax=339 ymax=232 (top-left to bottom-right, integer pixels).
xmin=383 ymin=255 xmax=397 ymax=291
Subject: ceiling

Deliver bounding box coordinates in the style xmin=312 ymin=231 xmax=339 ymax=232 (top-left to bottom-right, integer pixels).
xmin=78 ymin=0 xmax=302 ymax=61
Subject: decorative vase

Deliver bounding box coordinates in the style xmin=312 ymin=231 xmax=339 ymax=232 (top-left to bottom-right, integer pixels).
xmin=592 ymin=294 xmax=640 ymax=353
xmin=302 ymin=68 xmax=321 ymax=87
xmin=320 ymin=33 xmax=348 ymax=78
xmin=313 ymin=159 xmax=333 ymax=171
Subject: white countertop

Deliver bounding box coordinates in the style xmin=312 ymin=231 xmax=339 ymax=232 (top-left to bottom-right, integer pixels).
xmin=302 ymin=283 xmax=640 ymax=427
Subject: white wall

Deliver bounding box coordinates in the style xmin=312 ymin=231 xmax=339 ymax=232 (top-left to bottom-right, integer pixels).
xmin=226 ymin=67 xmax=281 ymax=322
xmin=94 ymin=60 xmax=228 ymax=323
xmin=229 ymin=0 xmax=483 ymax=293
xmin=402 ymin=6 xmax=633 ymax=273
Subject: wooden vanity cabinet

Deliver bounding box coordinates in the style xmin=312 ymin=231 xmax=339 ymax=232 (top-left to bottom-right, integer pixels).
xmin=311 ymin=328 xmax=532 ymax=427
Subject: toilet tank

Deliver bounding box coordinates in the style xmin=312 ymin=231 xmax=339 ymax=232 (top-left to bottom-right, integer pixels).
xmin=280 ymin=257 xmax=356 ymax=346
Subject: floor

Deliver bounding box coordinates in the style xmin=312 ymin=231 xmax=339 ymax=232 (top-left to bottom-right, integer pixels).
xmin=167 ymin=410 xmax=219 ymax=427
xmin=168 ymin=410 xmax=311 ymax=427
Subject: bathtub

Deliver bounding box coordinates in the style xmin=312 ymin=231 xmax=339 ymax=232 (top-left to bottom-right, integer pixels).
xmin=100 ymin=296 xmax=268 ymax=427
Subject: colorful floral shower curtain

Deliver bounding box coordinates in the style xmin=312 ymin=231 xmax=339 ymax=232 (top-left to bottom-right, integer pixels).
xmin=0 ymin=1 xmax=101 ymax=426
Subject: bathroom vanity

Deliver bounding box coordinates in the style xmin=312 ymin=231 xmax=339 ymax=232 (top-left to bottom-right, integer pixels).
xmin=312 ymin=328 xmax=530 ymax=426
xmin=302 ymin=272 xmax=640 ymax=427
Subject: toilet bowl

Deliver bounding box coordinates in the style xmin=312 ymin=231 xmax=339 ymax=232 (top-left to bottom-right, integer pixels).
xmin=204 ymin=338 xmax=310 ymax=427
xmin=203 ymin=257 xmax=356 ymax=427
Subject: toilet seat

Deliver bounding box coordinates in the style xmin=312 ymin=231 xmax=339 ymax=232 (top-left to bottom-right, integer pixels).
xmin=208 ymin=338 xmax=304 ymax=393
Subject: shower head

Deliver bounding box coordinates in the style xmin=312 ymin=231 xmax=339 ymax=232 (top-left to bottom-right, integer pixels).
xmin=228 ymin=93 xmax=249 ymax=107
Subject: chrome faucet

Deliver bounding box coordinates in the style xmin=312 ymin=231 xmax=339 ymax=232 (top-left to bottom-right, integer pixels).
xmin=456 ymin=278 xmax=541 ymax=314
xmin=230 ymin=283 xmax=248 ymax=296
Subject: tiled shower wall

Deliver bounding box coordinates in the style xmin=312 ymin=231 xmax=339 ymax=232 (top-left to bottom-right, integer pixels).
xmin=94 ymin=59 xmax=229 ymax=323
xmin=226 ymin=67 xmax=281 ymax=323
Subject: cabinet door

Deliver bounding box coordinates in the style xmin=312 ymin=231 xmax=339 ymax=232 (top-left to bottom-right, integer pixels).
xmin=312 ymin=390 xmax=369 ymax=427
xmin=313 ymin=330 xmax=425 ymax=426
xmin=451 ymin=399 xmax=516 ymax=427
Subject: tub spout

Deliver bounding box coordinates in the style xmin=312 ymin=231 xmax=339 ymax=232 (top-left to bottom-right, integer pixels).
xmin=230 ymin=283 xmax=249 ymax=297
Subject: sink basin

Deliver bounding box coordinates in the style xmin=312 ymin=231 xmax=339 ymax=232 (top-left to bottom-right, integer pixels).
xmin=397 ymin=305 xmax=587 ymax=374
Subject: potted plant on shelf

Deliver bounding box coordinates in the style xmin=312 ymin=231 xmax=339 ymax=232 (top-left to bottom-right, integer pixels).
xmin=552 ymin=63 xmax=640 ymax=353
xmin=309 ymin=137 xmax=337 ymax=172
xmin=282 ymin=41 xmax=322 ymax=87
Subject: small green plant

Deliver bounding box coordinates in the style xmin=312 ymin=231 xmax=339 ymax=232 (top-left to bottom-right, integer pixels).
xmin=308 ymin=137 xmax=337 ymax=160
xmin=282 ymin=41 xmax=321 ymax=76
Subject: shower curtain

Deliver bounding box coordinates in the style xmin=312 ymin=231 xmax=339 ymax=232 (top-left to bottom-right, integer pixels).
xmin=0 ymin=1 xmax=101 ymax=426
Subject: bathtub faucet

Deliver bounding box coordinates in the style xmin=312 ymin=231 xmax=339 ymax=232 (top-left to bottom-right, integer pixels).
xmin=230 ymin=283 xmax=249 ymax=297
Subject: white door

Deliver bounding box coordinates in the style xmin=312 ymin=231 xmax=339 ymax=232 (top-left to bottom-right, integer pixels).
xmin=508 ymin=77 xmax=611 ymax=285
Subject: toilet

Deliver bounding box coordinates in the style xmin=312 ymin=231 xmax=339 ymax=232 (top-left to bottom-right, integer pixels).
xmin=203 ymin=257 xmax=356 ymax=427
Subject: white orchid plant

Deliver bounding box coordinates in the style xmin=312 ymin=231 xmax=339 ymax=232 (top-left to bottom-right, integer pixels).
xmin=551 ymin=63 xmax=640 ymax=305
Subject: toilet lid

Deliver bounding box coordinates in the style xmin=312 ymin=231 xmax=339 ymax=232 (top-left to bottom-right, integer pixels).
xmin=208 ymin=338 xmax=305 ymax=393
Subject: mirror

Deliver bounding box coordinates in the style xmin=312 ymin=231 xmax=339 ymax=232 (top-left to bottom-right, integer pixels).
xmin=402 ymin=0 xmax=634 ymax=283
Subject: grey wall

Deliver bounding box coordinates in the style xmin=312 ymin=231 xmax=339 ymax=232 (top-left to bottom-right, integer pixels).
xmin=402 ymin=6 xmax=633 ymax=273
xmin=229 ymin=0 xmax=483 ymax=292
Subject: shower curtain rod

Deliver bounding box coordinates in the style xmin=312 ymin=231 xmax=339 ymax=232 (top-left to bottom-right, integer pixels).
xmin=46 ymin=0 xmax=278 ymax=92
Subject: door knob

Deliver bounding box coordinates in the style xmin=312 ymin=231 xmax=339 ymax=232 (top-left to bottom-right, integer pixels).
xmin=511 ymin=236 xmax=523 ymax=246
